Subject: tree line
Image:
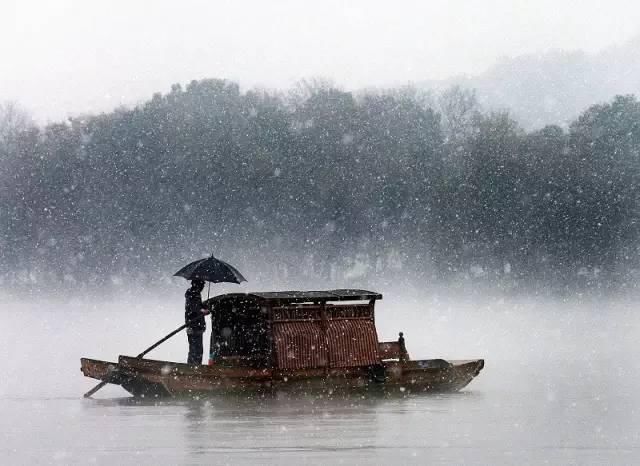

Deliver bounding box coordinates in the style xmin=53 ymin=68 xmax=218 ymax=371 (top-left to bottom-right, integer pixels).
xmin=1 ymin=80 xmax=639 ymax=292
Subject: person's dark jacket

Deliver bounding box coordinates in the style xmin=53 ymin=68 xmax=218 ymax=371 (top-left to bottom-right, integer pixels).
xmin=185 ymin=288 xmax=206 ymax=333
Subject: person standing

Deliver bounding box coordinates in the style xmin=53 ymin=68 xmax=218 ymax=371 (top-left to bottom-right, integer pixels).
xmin=184 ymin=280 xmax=210 ymax=364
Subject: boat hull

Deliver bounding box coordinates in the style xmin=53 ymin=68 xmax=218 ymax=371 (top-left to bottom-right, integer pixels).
xmin=81 ymin=356 xmax=484 ymax=398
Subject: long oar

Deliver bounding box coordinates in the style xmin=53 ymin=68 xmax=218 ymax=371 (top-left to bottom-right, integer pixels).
xmin=83 ymin=321 xmax=191 ymax=398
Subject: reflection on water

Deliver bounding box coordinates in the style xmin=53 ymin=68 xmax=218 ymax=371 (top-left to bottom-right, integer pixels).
xmin=1 ymin=293 xmax=639 ymax=464
xmin=57 ymin=377 xmax=635 ymax=465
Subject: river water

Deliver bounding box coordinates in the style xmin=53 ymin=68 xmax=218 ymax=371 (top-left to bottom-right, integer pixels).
xmin=1 ymin=290 xmax=638 ymax=465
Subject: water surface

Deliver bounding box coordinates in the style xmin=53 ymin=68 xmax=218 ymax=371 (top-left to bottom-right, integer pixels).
xmin=1 ymin=292 xmax=638 ymax=464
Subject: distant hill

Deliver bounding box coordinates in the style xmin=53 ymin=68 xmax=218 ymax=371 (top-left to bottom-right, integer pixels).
xmin=426 ymin=35 xmax=640 ymax=129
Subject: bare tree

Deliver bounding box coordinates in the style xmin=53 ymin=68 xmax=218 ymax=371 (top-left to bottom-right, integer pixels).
xmin=437 ymin=85 xmax=479 ymax=146
xmin=0 ymin=101 xmax=33 ymax=145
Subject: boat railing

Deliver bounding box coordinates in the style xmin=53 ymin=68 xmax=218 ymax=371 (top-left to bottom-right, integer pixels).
xmin=271 ymin=303 xmax=374 ymax=322
xmin=378 ymin=333 xmax=410 ymax=361
xmin=378 ymin=341 xmax=401 ymax=360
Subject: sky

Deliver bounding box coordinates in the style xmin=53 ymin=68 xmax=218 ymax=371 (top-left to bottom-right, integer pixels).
xmin=2 ymin=0 xmax=640 ymax=122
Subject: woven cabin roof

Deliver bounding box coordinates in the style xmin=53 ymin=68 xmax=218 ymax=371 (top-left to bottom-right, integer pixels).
xmin=206 ymin=289 xmax=382 ymax=306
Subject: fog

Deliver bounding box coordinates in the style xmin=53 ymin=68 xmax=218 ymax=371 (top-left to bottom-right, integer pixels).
xmin=3 ymin=1 xmax=640 ymax=463
xmin=1 ymin=288 xmax=638 ymax=464
xmin=3 ymin=286 xmax=639 ymax=398
xmin=3 ymin=0 xmax=640 ymax=122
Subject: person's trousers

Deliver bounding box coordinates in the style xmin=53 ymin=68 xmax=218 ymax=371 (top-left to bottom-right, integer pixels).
xmin=187 ymin=332 xmax=204 ymax=365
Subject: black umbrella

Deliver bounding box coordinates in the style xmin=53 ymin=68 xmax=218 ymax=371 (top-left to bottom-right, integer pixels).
xmin=174 ymin=255 xmax=247 ymax=284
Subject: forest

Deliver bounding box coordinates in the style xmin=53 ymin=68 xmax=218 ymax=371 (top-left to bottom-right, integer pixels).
xmin=1 ymin=79 xmax=639 ymax=292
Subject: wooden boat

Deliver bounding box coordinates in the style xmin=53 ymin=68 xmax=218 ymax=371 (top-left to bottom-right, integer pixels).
xmin=81 ymin=289 xmax=484 ymax=398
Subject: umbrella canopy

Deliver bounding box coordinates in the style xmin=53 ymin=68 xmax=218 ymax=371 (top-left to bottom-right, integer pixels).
xmin=174 ymin=256 xmax=247 ymax=284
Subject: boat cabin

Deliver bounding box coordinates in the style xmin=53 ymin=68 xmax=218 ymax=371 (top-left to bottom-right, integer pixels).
xmin=204 ymin=289 xmax=385 ymax=370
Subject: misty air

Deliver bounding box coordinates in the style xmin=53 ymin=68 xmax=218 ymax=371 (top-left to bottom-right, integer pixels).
xmin=1 ymin=1 xmax=640 ymax=464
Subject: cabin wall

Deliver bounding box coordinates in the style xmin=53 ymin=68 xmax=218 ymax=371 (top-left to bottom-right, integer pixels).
xmin=272 ymin=321 xmax=328 ymax=369
xmin=210 ymin=299 xmax=269 ymax=362
xmin=270 ymin=302 xmax=380 ymax=370
xmin=326 ymin=319 xmax=379 ymax=367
